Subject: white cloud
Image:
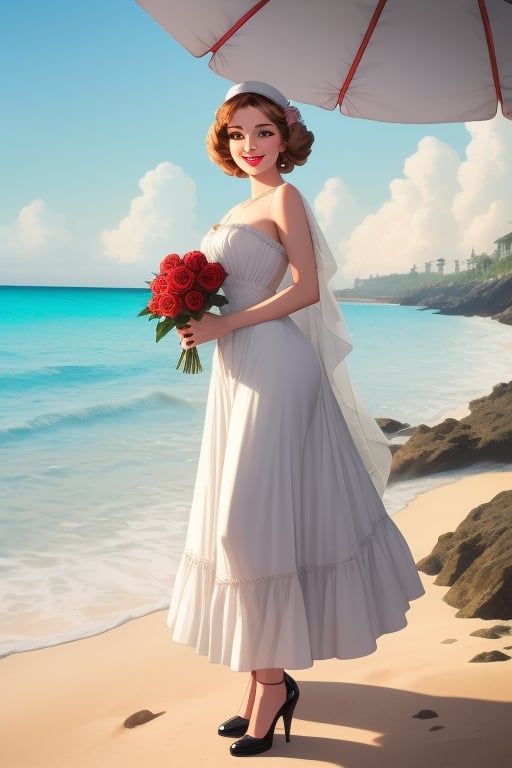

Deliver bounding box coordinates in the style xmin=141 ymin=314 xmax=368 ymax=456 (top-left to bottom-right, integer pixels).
xmin=318 ymin=114 xmax=512 ymax=288
xmin=452 ymin=116 xmax=512 ymax=256
xmin=0 ymin=162 xmax=202 ymax=287
xmin=0 ymin=199 xmax=79 ymax=285
xmin=314 ymin=176 xmax=362 ymax=247
xmin=101 ymin=161 xmax=200 ymax=265
xmin=2 ymin=198 xmax=69 ymax=252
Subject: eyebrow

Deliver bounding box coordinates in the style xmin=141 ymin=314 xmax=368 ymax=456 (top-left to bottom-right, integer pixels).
xmin=227 ymin=123 xmax=275 ymax=129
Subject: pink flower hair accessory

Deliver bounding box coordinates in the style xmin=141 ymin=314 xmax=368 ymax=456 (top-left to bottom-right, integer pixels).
xmin=284 ymin=105 xmax=303 ymax=126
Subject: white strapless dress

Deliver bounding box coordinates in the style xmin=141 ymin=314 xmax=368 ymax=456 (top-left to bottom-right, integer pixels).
xmin=168 ymin=221 xmax=424 ymax=671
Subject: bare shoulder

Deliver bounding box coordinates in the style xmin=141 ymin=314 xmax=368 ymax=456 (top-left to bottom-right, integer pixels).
xmin=274 ymin=182 xmax=303 ymax=205
xmin=271 ymin=183 xmax=313 ymax=258
xmin=272 ymin=183 xmax=307 ymax=221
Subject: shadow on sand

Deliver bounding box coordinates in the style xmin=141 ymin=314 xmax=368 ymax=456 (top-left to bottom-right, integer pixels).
xmin=267 ymin=679 xmax=512 ymax=766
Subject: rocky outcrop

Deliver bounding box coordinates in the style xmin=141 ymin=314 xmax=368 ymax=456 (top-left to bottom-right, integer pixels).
xmin=469 ymin=651 xmax=511 ymax=663
xmin=389 ymin=381 xmax=512 ymax=481
xmin=469 ymin=625 xmax=511 ymax=639
xmin=416 ymin=490 xmax=512 ymax=619
xmin=400 ymin=273 xmax=512 ymax=325
xmin=123 ymin=710 xmax=166 ymax=728
xmin=376 ymin=417 xmax=410 ymax=435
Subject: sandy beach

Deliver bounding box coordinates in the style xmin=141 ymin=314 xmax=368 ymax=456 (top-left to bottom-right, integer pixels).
xmin=2 ymin=471 xmax=512 ymax=768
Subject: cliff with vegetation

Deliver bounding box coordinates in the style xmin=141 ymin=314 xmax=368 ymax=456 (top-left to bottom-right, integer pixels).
xmin=400 ymin=272 xmax=512 ymax=325
xmin=336 ymin=255 xmax=512 ymax=325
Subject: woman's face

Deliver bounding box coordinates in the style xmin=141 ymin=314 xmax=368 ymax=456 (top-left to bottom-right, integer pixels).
xmin=227 ymin=105 xmax=285 ymax=178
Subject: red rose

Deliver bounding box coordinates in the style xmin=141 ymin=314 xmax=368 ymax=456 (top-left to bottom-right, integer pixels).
xmin=184 ymin=290 xmax=205 ymax=312
xmin=158 ymin=293 xmax=183 ymax=317
xmin=160 ymin=253 xmax=182 ymax=272
xmin=148 ymin=295 xmax=160 ymax=314
xmin=196 ymin=262 xmax=226 ymax=292
xmin=149 ymin=274 xmax=169 ymax=295
xmin=167 ymin=265 xmax=195 ymax=294
xmin=183 ymin=250 xmax=208 ymax=273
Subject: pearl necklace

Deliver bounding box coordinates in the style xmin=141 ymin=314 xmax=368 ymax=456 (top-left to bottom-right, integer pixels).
xmin=240 ymin=187 xmax=277 ymax=208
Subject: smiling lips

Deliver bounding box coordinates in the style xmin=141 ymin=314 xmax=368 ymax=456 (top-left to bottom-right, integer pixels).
xmin=243 ymin=155 xmax=264 ymax=167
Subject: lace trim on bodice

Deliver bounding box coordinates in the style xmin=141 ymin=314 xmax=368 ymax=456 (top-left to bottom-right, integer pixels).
xmin=210 ymin=222 xmax=287 ymax=262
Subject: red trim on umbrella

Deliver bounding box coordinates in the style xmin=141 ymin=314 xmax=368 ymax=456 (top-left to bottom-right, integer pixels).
xmin=478 ymin=0 xmax=503 ymax=108
xmin=337 ymin=0 xmax=388 ymax=110
xmin=210 ymin=0 xmax=272 ymax=54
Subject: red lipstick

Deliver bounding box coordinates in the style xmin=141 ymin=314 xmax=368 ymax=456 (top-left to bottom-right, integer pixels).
xmin=244 ymin=155 xmax=263 ymax=167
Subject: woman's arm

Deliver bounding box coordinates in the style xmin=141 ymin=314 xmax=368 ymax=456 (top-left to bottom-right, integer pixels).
xmin=179 ymin=184 xmax=319 ymax=347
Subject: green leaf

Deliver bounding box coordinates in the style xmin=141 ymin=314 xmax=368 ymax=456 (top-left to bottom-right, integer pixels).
xmin=155 ymin=317 xmax=176 ymax=342
xmin=138 ymin=306 xmax=151 ymax=317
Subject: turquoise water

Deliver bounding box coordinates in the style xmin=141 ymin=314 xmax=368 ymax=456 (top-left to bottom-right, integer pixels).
xmin=1 ymin=286 xmax=511 ymax=656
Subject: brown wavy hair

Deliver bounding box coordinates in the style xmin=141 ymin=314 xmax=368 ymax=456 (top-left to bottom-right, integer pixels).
xmin=206 ymin=93 xmax=314 ymax=177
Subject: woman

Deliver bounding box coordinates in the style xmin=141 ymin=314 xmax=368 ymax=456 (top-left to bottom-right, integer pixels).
xmin=171 ymin=81 xmax=424 ymax=757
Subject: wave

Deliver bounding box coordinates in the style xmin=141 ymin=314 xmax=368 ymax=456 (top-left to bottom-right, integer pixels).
xmin=0 ymin=605 xmax=169 ymax=659
xmin=0 ymin=363 xmax=142 ymax=389
xmin=0 ymin=390 xmax=199 ymax=441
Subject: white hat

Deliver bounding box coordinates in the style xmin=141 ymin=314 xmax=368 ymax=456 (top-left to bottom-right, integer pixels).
xmin=224 ymin=81 xmax=289 ymax=109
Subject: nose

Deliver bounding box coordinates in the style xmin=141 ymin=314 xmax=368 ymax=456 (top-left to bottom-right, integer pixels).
xmin=244 ymin=134 xmax=256 ymax=152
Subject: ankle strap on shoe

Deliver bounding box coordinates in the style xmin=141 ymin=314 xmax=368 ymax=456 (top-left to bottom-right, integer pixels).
xmin=256 ymin=678 xmax=285 ymax=685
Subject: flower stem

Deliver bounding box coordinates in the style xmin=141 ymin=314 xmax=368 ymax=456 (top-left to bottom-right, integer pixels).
xmin=176 ymin=347 xmax=202 ymax=374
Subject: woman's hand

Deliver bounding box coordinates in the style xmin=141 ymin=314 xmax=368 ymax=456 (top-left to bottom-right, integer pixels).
xmin=177 ymin=313 xmax=232 ymax=348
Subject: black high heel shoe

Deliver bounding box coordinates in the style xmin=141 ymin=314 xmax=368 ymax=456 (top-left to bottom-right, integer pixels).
xmin=218 ymin=672 xmax=297 ymax=738
xmin=217 ymin=714 xmax=250 ymax=738
xmin=229 ymin=675 xmax=300 ymax=757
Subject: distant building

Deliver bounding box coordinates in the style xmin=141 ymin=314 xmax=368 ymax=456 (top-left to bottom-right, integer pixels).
xmin=495 ymin=231 xmax=512 ymax=259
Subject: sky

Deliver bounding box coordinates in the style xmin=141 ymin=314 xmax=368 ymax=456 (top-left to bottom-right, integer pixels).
xmin=1 ymin=1 xmax=512 ymax=290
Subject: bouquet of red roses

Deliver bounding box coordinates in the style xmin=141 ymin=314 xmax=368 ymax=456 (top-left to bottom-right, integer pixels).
xmin=138 ymin=250 xmax=228 ymax=374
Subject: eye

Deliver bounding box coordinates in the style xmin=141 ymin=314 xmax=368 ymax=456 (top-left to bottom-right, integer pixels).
xmin=259 ymin=130 xmax=274 ymax=137
xmin=228 ymin=132 xmax=244 ymax=141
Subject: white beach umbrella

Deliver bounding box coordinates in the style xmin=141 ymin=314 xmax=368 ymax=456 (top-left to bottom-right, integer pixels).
xmin=135 ymin=0 xmax=512 ymax=124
